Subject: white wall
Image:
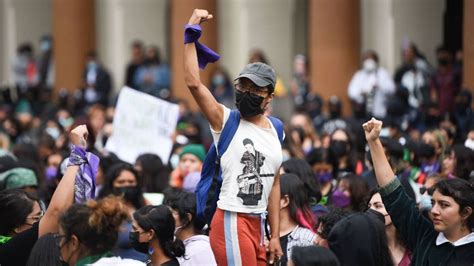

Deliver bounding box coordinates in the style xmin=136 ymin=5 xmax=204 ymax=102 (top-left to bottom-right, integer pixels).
xmin=361 ymin=0 xmax=445 ymax=75
xmin=0 ymin=0 xmax=52 ymax=86
xmin=96 ymin=0 xmax=169 ymax=93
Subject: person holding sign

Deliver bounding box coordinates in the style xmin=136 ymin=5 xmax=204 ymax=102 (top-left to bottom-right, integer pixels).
xmin=184 ymin=9 xmax=284 ymax=266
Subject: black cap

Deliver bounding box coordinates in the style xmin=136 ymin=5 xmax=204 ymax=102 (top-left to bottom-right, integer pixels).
xmin=234 ymin=63 xmax=276 ymax=91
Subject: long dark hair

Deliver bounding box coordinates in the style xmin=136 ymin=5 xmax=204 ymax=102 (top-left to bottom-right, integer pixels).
xmin=26 ymin=233 xmax=61 ymax=266
xmin=291 ymin=246 xmax=340 ymax=266
xmin=329 ymin=128 xmax=360 ymax=176
xmin=98 ymin=163 xmax=145 ymax=209
xmin=337 ymin=173 xmax=369 ymax=212
xmin=328 ymin=212 xmax=394 ymax=266
xmin=280 ymin=173 xmax=316 ymax=230
xmin=451 ymin=145 xmax=474 ymax=180
xmin=0 ymin=189 xmax=37 ymax=236
xmin=133 ymin=205 xmax=185 ymax=259
xmin=135 ymin=153 xmax=170 ymax=193
xmin=433 ymin=178 xmax=474 ymax=231
xmin=165 ymin=190 xmax=206 ymax=234
xmin=282 ymin=158 xmax=322 ymax=203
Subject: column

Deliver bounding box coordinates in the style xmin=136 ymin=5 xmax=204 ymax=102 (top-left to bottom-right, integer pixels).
xmin=170 ymin=0 xmax=217 ymax=110
xmin=309 ymin=0 xmax=360 ymax=116
xmin=53 ymin=0 xmax=95 ymax=93
xmin=95 ymin=0 xmax=169 ymax=93
xmin=464 ymin=0 xmax=474 ymax=95
xmin=1 ymin=0 xmax=52 ymax=88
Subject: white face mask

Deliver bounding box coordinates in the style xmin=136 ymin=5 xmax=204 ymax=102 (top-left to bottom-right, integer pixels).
xmin=465 ymin=138 xmax=474 ymax=150
xmin=419 ymin=194 xmax=432 ymax=211
xmin=363 ymin=59 xmax=377 ymax=72
xmin=46 ymin=127 xmax=61 ymax=140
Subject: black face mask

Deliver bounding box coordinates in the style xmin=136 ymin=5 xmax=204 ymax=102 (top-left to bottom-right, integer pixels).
xmin=113 ymin=186 xmax=140 ymax=202
xmin=129 ymin=231 xmax=149 ymax=254
xmin=330 ymin=140 xmax=349 ymax=158
xmin=235 ymin=90 xmax=265 ymax=118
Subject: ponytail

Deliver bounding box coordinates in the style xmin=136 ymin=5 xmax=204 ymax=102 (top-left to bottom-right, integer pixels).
xmin=162 ymin=238 xmax=185 ymax=258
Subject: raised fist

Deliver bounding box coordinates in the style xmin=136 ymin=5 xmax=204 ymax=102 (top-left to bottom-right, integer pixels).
xmin=188 ymin=9 xmax=213 ymax=25
xmin=362 ymin=118 xmax=383 ymax=142
xmin=69 ymin=125 xmax=88 ymax=148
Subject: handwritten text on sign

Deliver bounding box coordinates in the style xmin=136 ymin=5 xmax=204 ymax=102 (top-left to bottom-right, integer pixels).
xmin=105 ymin=87 xmax=179 ymax=164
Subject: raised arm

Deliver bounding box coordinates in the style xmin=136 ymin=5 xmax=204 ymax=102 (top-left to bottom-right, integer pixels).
xmin=363 ymin=118 xmax=435 ymax=250
xmin=362 ymin=118 xmax=395 ymax=186
xmin=38 ymin=125 xmax=88 ymax=236
xmin=184 ymin=9 xmax=223 ymax=131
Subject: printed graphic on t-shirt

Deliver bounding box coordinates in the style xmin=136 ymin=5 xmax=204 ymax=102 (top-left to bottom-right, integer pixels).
xmin=237 ymin=138 xmax=274 ymax=206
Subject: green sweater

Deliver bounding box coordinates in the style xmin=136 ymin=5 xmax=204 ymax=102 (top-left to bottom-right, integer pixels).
xmin=380 ymin=178 xmax=474 ymax=266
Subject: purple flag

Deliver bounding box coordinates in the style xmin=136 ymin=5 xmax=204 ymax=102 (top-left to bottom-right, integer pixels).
xmin=184 ymin=24 xmax=220 ymax=69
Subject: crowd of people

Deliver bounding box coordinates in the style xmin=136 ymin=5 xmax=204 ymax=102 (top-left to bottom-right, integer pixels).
xmin=1 ymin=8 xmax=474 ymax=266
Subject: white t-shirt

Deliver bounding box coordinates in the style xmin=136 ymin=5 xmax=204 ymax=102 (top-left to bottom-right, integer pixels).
xmin=211 ymin=105 xmax=283 ymax=213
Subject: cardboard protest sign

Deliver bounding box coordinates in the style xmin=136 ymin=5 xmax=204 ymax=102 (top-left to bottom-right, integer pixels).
xmin=105 ymin=87 xmax=179 ymax=164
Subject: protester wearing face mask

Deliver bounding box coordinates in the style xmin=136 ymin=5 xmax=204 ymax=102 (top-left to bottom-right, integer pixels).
xmin=184 ymin=9 xmax=284 ymax=265
xmin=328 ymin=129 xmax=362 ymax=177
xmin=367 ymin=190 xmax=412 ymax=266
xmin=42 ymin=153 xmax=65 ymax=205
xmin=98 ymin=163 xmax=149 ymax=262
xmin=330 ymin=173 xmax=369 ymax=212
xmin=210 ymin=67 xmax=234 ymax=107
xmin=348 ymin=50 xmax=396 ymax=120
xmin=133 ymin=45 xmax=171 ymax=99
xmin=57 ymin=196 xmax=144 ymax=266
xmin=81 ymin=51 xmax=112 ymax=107
xmin=165 ymin=190 xmax=216 ymax=265
xmin=0 ymin=125 xmax=92 ymax=266
xmin=130 ymin=205 xmax=185 ymax=266
xmin=289 ymin=112 xmax=322 ymax=155
xmin=306 ymin=148 xmax=334 ymax=210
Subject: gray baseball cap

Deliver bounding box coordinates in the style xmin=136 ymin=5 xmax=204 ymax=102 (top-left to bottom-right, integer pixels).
xmin=234 ymin=63 xmax=276 ymax=91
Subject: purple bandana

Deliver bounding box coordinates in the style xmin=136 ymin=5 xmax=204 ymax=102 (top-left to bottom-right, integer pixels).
xmin=67 ymin=145 xmax=100 ymax=203
xmin=184 ymin=24 xmax=220 ymax=69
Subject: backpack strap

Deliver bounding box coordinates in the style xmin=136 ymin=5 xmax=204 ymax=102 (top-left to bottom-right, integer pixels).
xmin=268 ymin=116 xmax=284 ymax=144
xmin=216 ymin=110 xmax=241 ymax=157
xmin=201 ymin=110 xmax=240 ymax=223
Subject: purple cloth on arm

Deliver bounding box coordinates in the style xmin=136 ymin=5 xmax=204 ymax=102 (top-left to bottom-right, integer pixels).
xmin=184 ymin=24 xmax=220 ymax=69
xmin=67 ymin=145 xmax=100 ymax=203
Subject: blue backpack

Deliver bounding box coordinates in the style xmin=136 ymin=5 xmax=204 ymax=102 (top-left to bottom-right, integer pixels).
xmin=195 ymin=110 xmax=284 ymax=225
